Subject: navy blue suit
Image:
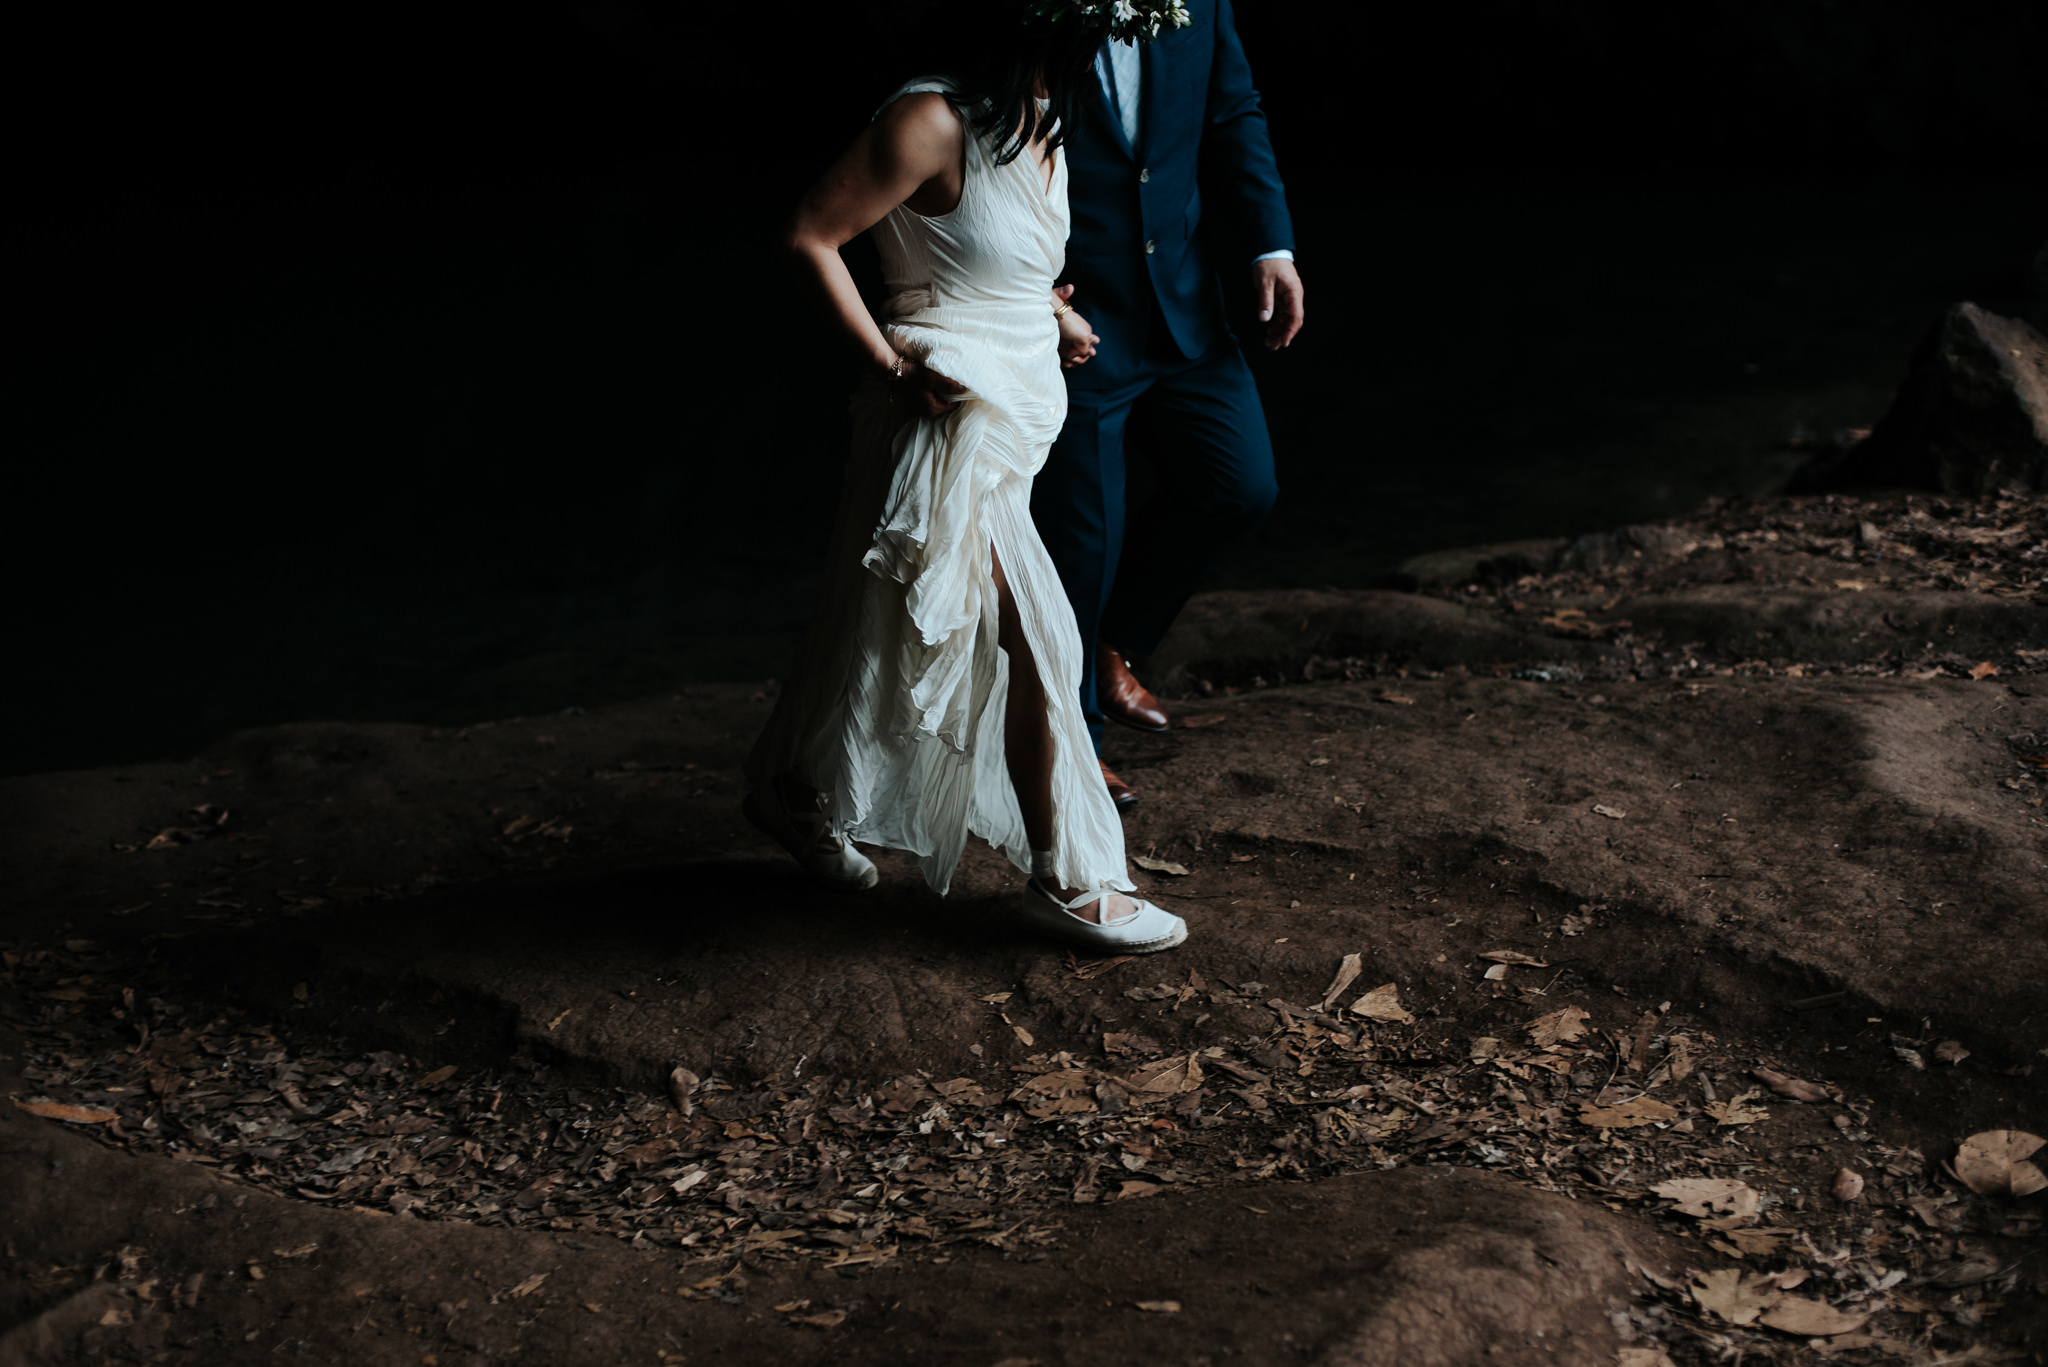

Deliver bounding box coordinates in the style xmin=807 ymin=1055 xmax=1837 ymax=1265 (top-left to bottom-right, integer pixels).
xmin=1032 ymin=0 xmax=1294 ymax=750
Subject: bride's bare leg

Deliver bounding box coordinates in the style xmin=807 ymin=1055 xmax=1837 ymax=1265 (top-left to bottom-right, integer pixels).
xmin=992 ymin=548 xmax=1135 ymax=926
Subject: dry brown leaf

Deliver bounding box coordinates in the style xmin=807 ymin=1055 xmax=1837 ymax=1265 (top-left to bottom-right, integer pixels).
xmin=1580 ymin=1096 xmax=1679 ymax=1128
xmin=1528 ymin=1005 xmax=1591 ymax=1047
xmin=1364 ymin=1111 xmax=1414 ymax=1140
xmin=1539 ymin=609 xmax=1587 ymax=630
xmin=667 ymin=1065 xmax=699 ymax=1115
xmin=1012 ymin=1069 xmax=1097 ymax=1118
xmin=1689 ymin=1268 xmax=1781 ymax=1324
xmin=1968 ymin=660 xmax=1999 ymax=680
xmin=1481 ymin=963 xmax=1509 ymax=981
xmin=1479 ymin=949 xmax=1550 ymax=967
xmin=1752 ymin=1067 xmax=1826 ymax=1102
xmin=1592 ymin=804 xmax=1627 ymax=820
xmin=1132 ymin=855 xmax=1191 ymax=876
xmin=791 ymin=1309 xmax=848 ymax=1329
xmin=1349 ymin=983 xmax=1415 ymax=1024
xmin=1626 ymin=1257 xmax=1685 ymax=1293
xmin=1720 ymin=1227 xmax=1794 ymax=1257
xmin=1114 ymin=1181 xmax=1162 ymax=1200
xmin=1621 ymin=1010 xmax=1658 ymax=1074
xmin=1933 ymin=1040 xmax=1971 ymax=1065
xmin=934 ymin=1077 xmax=999 ymax=1106
xmin=1758 ymin=1297 xmax=1870 ymax=1336
xmin=1832 ymin=1168 xmax=1865 ymax=1202
xmin=737 ymin=1229 xmax=805 ymax=1248
xmin=1319 ymin=952 xmax=1363 ymax=1012
xmin=1124 ymin=1054 xmax=1204 ymax=1096
xmin=1011 ymin=1022 xmax=1036 ymax=1048
xmin=272 ymin=1244 xmax=318 ymax=1259
xmin=1906 ymin=1193 xmax=1961 ymax=1229
xmin=1376 ymin=692 xmax=1416 ymax=706
xmin=1100 ymin=1033 xmax=1160 ymax=1058
xmin=508 ymin=1273 xmax=548 ymax=1299
xmin=418 ymin=1065 xmax=456 ymax=1087
xmin=1651 ymin=1178 xmax=1760 ymax=1220
xmin=1926 ymin=1257 xmax=2008 ymax=1288
xmin=1649 ymin=1034 xmax=1697 ymax=1085
xmin=1134 ymin=1300 xmax=1181 ymax=1312
xmin=1177 ymin=714 xmax=1225 ymax=729
xmin=1705 ymin=1089 xmax=1770 ymax=1127
xmin=12 ymin=1099 xmax=118 ymax=1124
xmin=1955 ymin=1129 xmax=2046 ymax=1197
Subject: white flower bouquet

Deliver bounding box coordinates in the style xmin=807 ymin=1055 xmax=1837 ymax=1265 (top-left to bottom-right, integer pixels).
xmin=1027 ymin=0 xmax=1193 ymax=42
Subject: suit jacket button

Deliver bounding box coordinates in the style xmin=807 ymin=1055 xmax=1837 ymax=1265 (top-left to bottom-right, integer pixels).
xmin=1144 ymin=239 xmax=1156 ymax=254
xmin=1138 ymin=168 xmax=1150 ymax=183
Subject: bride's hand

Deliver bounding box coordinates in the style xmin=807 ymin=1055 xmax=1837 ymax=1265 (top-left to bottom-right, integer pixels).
xmin=885 ymin=353 xmax=967 ymax=419
xmin=1058 ymin=308 xmax=1099 ymax=369
xmin=1055 ymin=283 xmax=1098 ymax=369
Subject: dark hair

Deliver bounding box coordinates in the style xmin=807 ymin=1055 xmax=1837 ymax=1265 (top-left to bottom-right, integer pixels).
xmin=904 ymin=8 xmax=1104 ymax=166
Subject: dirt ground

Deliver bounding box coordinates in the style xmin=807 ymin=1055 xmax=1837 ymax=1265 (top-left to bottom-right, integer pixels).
xmin=3 ymin=491 xmax=2045 ymax=1366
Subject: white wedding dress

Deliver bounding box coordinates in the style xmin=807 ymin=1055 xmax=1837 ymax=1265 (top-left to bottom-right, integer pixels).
xmin=746 ymin=81 xmax=1133 ymax=898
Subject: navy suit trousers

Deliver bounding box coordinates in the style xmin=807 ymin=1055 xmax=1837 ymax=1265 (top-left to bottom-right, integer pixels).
xmin=1033 ymin=334 xmax=1276 ymax=752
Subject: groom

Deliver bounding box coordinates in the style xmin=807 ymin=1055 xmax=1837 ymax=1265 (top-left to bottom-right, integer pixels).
xmin=1033 ymin=0 xmax=1303 ymax=810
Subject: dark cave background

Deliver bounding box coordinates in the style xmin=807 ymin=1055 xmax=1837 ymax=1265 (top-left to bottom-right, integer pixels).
xmin=12 ymin=0 xmax=2046 ymax=775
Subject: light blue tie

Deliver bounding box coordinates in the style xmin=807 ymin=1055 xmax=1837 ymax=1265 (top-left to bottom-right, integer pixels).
xmin=1098 ymin=40 xmax=1141 ymax=148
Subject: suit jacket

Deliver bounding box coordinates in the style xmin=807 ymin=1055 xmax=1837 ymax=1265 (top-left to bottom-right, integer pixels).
xmin=1061 ymin=0 xmax=1293 ymax=389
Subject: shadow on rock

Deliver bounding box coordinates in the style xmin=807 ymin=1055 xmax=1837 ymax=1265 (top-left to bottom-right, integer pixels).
xmin=154 ymin=859 xmax=1044 ymax=1088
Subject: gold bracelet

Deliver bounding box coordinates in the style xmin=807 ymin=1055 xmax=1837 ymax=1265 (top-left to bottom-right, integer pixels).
xmin=1051 ymin=300 xmax=1074 ymax=320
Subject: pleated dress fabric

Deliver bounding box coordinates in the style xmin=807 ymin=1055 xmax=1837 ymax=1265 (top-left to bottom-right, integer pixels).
xmin=746 ymin=81 xmax=1132 ymax=898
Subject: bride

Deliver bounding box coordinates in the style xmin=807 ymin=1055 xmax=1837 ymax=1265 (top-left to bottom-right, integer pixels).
xmin=743 ymin=2 xmax=1190 ymax=953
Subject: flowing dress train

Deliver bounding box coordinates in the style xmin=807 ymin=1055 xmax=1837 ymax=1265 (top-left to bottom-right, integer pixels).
xmin=746 ymin=80 xmax=1130 ymax=897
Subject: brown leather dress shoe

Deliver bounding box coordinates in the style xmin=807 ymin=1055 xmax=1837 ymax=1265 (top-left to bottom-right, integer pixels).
xmin=1100 ymin=761 xmax=1138 ymax=812
xmin=1099 ymin=645 xmax=1170 ymax=733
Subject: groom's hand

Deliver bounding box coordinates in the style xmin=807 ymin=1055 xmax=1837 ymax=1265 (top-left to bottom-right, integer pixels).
xmin=1253 ymin=258 xmax=1304 ymax=350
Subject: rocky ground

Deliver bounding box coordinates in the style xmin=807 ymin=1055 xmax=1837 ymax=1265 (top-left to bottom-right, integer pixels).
xmin=3 ymin=491 xmax=2045 ymax=1366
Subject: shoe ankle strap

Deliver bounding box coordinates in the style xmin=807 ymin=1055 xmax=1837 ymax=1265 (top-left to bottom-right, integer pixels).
xmin=1041 ymin=882 xmax=1138 ymax=926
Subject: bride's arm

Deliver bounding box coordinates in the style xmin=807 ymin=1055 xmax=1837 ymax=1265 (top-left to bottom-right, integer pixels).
xmin=786 ymin=94 xmax=967 ymax=418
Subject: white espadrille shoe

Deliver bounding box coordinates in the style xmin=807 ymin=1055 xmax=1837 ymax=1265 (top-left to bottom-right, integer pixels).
xmin=742 ymin=787 xmax=878 ymax=891
xmin=1018 ymin=879 xmax=1187 ymax=953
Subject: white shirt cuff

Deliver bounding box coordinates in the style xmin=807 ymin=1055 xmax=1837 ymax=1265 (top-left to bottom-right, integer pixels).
xmin=1253 ymin=249 xmax=1295 ymax=263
